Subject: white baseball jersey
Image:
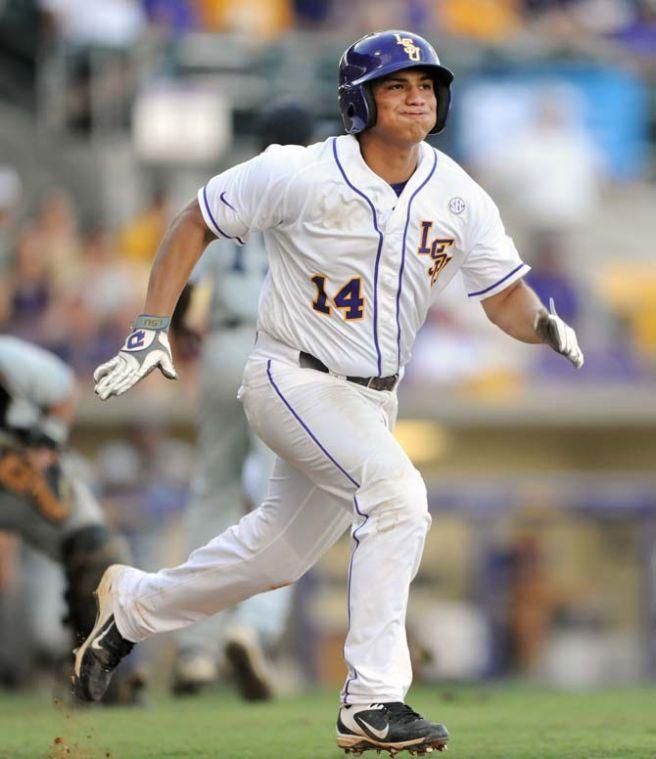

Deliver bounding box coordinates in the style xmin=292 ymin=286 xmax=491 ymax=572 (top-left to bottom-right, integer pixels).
xmin=198 ymin=134 xmax=529 ymax=378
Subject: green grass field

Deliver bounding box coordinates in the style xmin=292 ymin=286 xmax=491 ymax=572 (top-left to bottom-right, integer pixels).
xmin=0 ymin=684 xmax=655 ymax=759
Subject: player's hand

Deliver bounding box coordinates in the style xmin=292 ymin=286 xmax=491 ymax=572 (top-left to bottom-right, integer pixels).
xmin=93 ymin=315 xmax=177 ymax=400
xmin=534 ymin=298 xmax=584 ymax=369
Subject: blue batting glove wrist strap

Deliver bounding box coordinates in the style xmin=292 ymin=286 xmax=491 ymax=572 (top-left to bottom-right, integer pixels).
xmin=131 ymin=314 xmax=170 ymax=331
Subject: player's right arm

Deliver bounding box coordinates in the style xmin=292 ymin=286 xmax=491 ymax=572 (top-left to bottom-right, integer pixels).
xmin=144 ymin=199 xmax=214 ymax=317
xmin=94 ymin=145 xmax=298 ymax=400
xmin=93 ymin=199 xmax=215 ymax=400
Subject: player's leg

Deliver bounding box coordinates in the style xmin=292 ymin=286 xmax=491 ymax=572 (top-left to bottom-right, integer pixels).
xmin=75 ymin=352 xmax=446 ymax=747
xmin=241 ymin=355 xmax=448 ymax=752
xmin=74 ymin=454 xmax=352 ymax=700
xmin=173 ymin=336 xmax=252 ymax=692
xmin=242 ymin=357 xmax=430 ymax=701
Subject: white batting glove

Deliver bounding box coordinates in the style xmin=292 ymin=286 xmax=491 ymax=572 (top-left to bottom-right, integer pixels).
xmin=93 ymin=315 xmax=177 ymax=400
xmin=534 ymin=298 xmax=584 ymax=369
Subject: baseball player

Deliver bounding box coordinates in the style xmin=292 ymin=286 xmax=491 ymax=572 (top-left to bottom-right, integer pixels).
xmin=0 ymin=335 xmax=140 ymax=702
xmin=170 ymin=102 xmax=315 ymax=699
xmin=74 ymin=30 xmax=583 ymax=755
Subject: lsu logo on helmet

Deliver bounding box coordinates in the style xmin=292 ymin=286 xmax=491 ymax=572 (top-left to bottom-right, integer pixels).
xmin=394 ymin=33 xmax=421 ymax=62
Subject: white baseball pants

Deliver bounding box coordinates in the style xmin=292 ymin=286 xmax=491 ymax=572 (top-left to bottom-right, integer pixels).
xmin=112 ymin=332 xmax=431 ymax=703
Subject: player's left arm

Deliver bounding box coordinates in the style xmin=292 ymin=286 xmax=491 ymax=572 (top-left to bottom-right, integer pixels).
xmin=481 ymin=279 xmax=584 ymax=368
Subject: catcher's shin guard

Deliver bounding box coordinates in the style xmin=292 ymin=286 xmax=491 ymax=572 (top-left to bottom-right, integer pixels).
xmin=63 ymin=526 xmax=146 ymax=705
xmin=61 ymin=524 xmax=130 ymax=642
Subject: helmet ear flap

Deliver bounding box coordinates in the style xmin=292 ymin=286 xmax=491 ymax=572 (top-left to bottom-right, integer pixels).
xmin=361 ymin=82 xmax=377 ymax=131
xmin=430 ymin=81 xmax=452 ymax=134
xmin=339 ymin=84 xmax=376 ymax=134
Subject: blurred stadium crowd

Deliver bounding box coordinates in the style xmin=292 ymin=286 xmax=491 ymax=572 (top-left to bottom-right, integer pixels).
xmin=0 ymin=0 xmax=655 ymax=695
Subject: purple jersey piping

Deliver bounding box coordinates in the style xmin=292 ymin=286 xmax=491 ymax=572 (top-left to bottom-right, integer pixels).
xmin=332 ymin=138 xmax=383 ymax=377
xmin=265 ymin=359 xmax=366 ymax=702
xmin=343 ymin=493 xmax=368 ymax=703
xmin=467 ymin=262 xmax=527 ymax=298
xmin=396 ymin=149 xmax=438 ymax=371
xmin=201 ymin=185 xmax=245 ymax=245
xmin=266 ymin=360 xmax=359 ymax=488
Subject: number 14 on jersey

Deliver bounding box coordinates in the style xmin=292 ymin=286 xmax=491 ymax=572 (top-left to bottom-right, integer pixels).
xmin=311 ymin=275 xmax=365 ymax=320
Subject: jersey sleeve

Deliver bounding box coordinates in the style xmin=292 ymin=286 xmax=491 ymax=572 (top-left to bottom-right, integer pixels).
xmin=197 ymin=146 xmax=296 ymax=245
xmin=460 ymin=187 xmax=530 ymax=301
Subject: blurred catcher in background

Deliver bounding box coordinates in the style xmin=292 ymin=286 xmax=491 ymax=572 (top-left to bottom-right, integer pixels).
xmin=0 ymin=335 xmax=142 ymax=704
xmin=169 ymin=100 xmax=316 ymax=700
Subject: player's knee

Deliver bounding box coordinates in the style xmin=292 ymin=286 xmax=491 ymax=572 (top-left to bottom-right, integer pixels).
xmin=393 ymin=471 xmax=430 ymax=529
xmin=358 ymin=467 xmax=430 ymax=533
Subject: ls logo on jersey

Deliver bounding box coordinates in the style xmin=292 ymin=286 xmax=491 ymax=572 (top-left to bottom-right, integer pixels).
xmin=394 ymin=34 xmax=421 ymax=62
xmin=417 ymin=222 xmax=454 ymax=286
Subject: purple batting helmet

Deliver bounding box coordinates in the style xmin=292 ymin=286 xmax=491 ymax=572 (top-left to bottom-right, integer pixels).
xmin=338 ymin=30 xmax=454 ymax=135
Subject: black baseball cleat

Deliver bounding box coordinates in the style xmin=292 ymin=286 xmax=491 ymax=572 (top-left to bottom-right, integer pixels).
xmin=72 ymin=565 xmax=135 ymax=702
xmin=336 ymin=702 xmax=448 ymax=755
xmin=224 ymin=625 xmax=274 ymax=702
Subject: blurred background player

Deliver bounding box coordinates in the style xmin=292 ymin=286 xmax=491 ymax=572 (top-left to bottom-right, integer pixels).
xmin=0 ymin=334 xmax=141 ymax=703
xmin=169 ymin=101 xmax=316 ymax=700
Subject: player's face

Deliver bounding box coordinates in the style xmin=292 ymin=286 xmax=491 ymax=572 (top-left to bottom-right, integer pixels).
xmin=370 ymin=69 xmax=436 ymax=145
